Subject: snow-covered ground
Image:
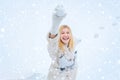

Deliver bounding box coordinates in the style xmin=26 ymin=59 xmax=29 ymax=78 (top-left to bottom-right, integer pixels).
xmin=0 ymin=0 xmax=120 ymax=80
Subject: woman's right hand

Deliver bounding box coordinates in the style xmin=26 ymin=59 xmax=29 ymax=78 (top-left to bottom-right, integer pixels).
xmin=53 ymin=5 xmax=66 ymax=20
xmin=50 ymin=5 xmax=67 ymax=35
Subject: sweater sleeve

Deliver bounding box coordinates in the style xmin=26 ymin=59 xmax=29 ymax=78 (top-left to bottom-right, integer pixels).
xmin=47 ymin=34 xmax=59 ymax=61
xmin=74 ymin=37 xmax=81 ymax=47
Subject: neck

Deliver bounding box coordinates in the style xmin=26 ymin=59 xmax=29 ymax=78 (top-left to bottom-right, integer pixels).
xmin=64 ymin=43 xmax=68 ymax=48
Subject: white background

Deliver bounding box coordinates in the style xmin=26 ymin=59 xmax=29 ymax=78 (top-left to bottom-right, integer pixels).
xmin=0 ymin=0 xmax=120 ymax=80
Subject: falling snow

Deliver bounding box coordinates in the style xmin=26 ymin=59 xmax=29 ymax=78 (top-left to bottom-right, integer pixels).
xmin=0 ymin=0 xmax=120 ymax=80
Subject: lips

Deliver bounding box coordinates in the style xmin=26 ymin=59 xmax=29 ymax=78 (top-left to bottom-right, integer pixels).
xmin=63 ymin=37 xmax=69 ymax=40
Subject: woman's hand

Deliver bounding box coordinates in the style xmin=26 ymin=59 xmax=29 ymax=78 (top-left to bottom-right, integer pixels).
xmin=50 ymin=5 xmax=67 ymax=35
xmin=53 ymin=5 xmax=66 ymax=19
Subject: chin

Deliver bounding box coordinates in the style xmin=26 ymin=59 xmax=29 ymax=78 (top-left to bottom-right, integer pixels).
xmin=63 ymin=41 xmax=69 ymax=44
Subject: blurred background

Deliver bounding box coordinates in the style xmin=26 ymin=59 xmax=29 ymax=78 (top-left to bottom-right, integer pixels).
xmin=0 ymin=0 xmax=120 ymax=80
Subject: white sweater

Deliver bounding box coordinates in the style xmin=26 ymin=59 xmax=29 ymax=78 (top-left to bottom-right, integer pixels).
xmin=47 ymin=34 xmax=79 ymax=80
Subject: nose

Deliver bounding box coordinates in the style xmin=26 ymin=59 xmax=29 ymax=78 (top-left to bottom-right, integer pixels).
xmin=64 ymin=33 xmax=68 ymax=36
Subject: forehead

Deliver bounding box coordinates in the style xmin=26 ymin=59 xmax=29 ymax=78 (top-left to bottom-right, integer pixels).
xmin=61 ymin=27 xmax=69 ymax=31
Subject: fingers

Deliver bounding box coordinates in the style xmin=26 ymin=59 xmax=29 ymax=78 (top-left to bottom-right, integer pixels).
xmin=55 ymin=5 xmax=64 ymax=11
xmin=54 ymin=5 xmax=66 ymax=17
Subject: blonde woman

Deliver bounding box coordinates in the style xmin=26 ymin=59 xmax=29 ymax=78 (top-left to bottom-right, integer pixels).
xmin=47 ymin=5 xmax=80 ymax=80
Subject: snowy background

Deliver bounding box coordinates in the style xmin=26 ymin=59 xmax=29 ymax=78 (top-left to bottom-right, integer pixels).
xmin=0 ymin=0 xmax=120 ymax=80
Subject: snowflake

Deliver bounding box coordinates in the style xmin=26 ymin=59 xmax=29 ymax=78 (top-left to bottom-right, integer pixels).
xmin=1 ymin=28 xmax=5 ymax=32
xmin=87 ymin=10 xmax=91 ymax=14
xmin=111 ymin=42 xmax=116 ymax=45
xmin=32 ymin=68 xmax=36 ymax=73
xmin=10 ymin=23 xmax=14 ymax=27
xmin=32 ymin=3 xmax=36 ymax=7
xmin=98 ymin=68 xmax=102 ymax=72
xmin=108 ymin=60 xmax=112 ymax=64
xmin=108 ymin=16 xmax=113 ymax=20
xmin=101 ymin=11 xmax=105 ymax=14
xmin=35 ymin=76 xmax=40 ymax=80
xmin=87 ymin=75 xmax=90 ymax=79
xmin=98 ymin=3 xmax=102 ymax=7
xmin=7 ymin=53 xmax=11 ymax=57
xmin=118 ymin=60 xmax=120 ymax=64
xmin=53 ymin=75 xmax=56 ymax=79
xmin=20 ymin=10 xmax=25 ymax=14
xmin=101 ymin=76 xmax=105 ymax=79
xmin=0 ymin=34 xmax=4 ymax=38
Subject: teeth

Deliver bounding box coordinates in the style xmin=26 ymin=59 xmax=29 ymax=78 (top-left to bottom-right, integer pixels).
xmin=63 ymin=37 xmax=69 ymax=40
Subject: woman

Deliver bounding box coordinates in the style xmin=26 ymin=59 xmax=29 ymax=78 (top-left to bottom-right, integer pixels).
xmin=47 ymin=5 xmax=79 ymax=80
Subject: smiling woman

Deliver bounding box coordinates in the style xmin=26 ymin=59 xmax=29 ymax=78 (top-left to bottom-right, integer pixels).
xmin=47 ymin=5 xmax=79 ymax=80
xmin=58 ymin=25 xmax=74 ymax=52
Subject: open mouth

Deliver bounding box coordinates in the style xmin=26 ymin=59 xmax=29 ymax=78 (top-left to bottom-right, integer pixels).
xmin=62 ymin=37 xmax=69 ymax=40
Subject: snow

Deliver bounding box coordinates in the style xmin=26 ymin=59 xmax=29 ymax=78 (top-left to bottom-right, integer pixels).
xmin=0 ymin=0 xmax=120 ymax=80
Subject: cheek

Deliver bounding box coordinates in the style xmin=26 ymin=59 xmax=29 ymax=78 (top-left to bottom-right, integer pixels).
xmin=68 ymin=34 xmax=70 ymax=37
xmin=60 ymin=34 xmax=63 ymax=37
xmin=68 ymin=34 xmax=71 ymax=38
xmin=60 ymin=35 xmax=63 ymax=40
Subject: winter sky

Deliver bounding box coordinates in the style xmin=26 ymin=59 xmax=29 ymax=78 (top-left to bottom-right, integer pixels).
xmin=0 ymin=0 xmax=120 ymax=80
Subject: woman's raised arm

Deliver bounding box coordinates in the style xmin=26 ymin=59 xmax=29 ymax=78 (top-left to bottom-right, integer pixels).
xmin=49 ymin=5 xmax=66 ymax=38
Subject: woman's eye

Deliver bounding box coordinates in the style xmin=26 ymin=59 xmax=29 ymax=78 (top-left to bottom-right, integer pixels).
xmin=61 ymin=32 xmax=65 ymax=34
xmin=61 ymin=31 xmax=69 ymax=34
xmin=67 ymin=32 xmax=69 ymax=34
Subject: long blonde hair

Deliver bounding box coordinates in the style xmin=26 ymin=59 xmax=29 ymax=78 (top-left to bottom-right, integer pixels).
xmin=58 ymin=25 xmax=74 ymax=52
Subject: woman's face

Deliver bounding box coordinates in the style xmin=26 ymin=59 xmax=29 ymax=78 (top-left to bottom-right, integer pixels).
xmin=60 ymin=28 xmax=71 ymax=45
